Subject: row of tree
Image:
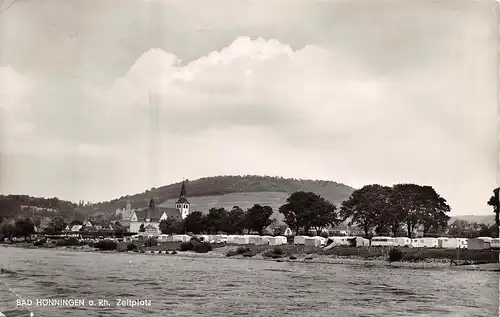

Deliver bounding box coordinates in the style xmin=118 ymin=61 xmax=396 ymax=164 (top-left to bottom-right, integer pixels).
xmin=338 ymin=184 xmax=452 ymax=238
xmin=150 ymin=204 xmax=276 ymax=235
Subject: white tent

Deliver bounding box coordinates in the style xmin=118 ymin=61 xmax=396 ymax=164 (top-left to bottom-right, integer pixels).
xmin=293 ymin=236 xmax=307 ymax=245
xmin=261 ymin=236 xmax=271 ymax=245
xmin=236 ymin=236 xmax=250 ymax=244
xmin=467 ymin=238 xmax=491 ymax=250
xmin=411 ymin=238 xmax=438 ymax=248
xmin=437 ymin=237 xmax=459 ymax=249
xmin=248 ymin=236 xmax=263 ymax=245
xmin=393 ymin=237 xmax=412 ymax=247
xmin=269 ymin=236 xmax=284 ymax=246
xmin=304 ymin=236 xmax=325 ymax=247
xmin=371 ymin=237 xmax=394 ymax=247
xmin=490 ymin=238 xmax=500 ymax=249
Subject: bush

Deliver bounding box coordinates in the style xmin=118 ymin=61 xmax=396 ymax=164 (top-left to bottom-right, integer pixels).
xmin=388 ymin=248 xmax=404 ymax=262
xmin=263 ymin=246 xmax=284 ymax=258
xmin=126 ymin=243 xmax=137 ymax=251
xmin=192 ymin=242 xmax=212 ymax=253
xmin=236 ymin=246 xmax=251 ymax=254
xmin=94 ymin=240 xmax=117 ymax=251
xmin=34 ymin=238 xmax=46 ymax=246
xmin=171 ymin=250 xmax=177 ymax=255
xmin=143 ymin=238 xmax=158 ymax=248
xmin=55 ymin=238 xmax=80 ymax=247
xmin=179 ymin=241 xmax=212 ymax=253
xmin=226 ymin=246 xmax=251 ymax=257
xmin=320 ymin=232 xmax=329 ymax=238
xmin=179 ymin=242 xmax=194 ymax=251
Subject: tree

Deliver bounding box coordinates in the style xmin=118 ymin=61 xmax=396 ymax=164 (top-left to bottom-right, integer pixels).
xmin=340 ymin=185 xmax=390 ymax=238
xmin=488 ymin=187 xmax=499 ymax=231
xmin=159 ymin=218 xmax=183 ymax=234
xmin=417 ymin=186 xmax=451 ymax=235
xmin=15 ymin=217 xmax=35 ymax=240
xmin=269 ymin=220 xmax=288 ymax=236
xmin=223 ymin=206 xmax=246 ymax=234
xmin=70 ymin=219 xmax=83 ymax=226
xmin=391 ymin=184 xmax=451 ymax=238
xmin=205 ymin=208 xmax=228 ymax=234
xmin=113 ymin=223 xmax=125 ymax=237
xmin=49 ymin=216 xmax=67 ymax=233
xmin=310 ymin=203 xmax=340 ymax=234
xmin=0 ymin=217 xmax=34 ymax=241
xmin=244 ymin=204 xmax=273 ymax=234
xmin=139 ymin=224 xmax=145 ymax=232
xmin=0 ymin=218 xmax=16 ymax=241
xmin=279 ymin=191 xmax=339 ymax=234
xmin=391 ymin=184 xmax=424 ymax=239
xmin=183 ymin=211 xmax=206 ymax=234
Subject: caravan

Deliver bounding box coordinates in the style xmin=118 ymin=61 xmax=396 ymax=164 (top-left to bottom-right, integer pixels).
xmin=393 ymin=237 xmax=412 ymax=247
xmin=411 ymin=238 xmax=438 ymax=248
xmin=370 ymin=237 xmax=394 ymax=247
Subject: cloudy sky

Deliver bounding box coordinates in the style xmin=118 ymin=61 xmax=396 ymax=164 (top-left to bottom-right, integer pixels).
xmin=0 ymin=0 xmax=498 ymax=215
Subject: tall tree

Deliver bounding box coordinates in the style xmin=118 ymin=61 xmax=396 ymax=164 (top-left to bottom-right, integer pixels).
xmin=391 ymin=184 xmax=423 ymax=238
xmin=340 ymin=185 xmax=390 ymax=238
xmin=224 ymin=206 xmax=246 ymax=234
xmin=487 ymin=187 xmax=499 ymax=231
xmin=244 ymin=204 xmax=273 ymax=235
xmin=159 ymin=218 xmax=183 ymax=234
xmin=279 ymin=191 xmax=339 ymax=234
xmin=15 ymin=217 xmax=35 ymax=240
xmin=310 ymin=203 xmax=340 ymax=234
xmin=205 ymin=208 xmax=228 ymax=234
xmin=0 ymin=218 xmax=16 ymax=241
xmin=418 ymin=186 xmax=451 ymax=234
xmin=49 ymin=216 xmax=67 ymax=233
xmin=183 ymin=211 xmax=206 ymax=234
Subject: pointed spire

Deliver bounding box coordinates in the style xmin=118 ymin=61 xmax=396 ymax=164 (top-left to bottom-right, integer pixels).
xmin=148 ymin=197 xmax=155 ymax=209
xmin=180 ymin=179 xmax=186 ymax=198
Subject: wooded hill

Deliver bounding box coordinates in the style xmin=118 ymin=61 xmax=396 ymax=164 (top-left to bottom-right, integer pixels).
xmin=95 ymin=175 xmax=356 ymax=213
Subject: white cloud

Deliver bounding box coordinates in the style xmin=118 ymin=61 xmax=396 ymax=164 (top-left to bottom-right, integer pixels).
xmin=0 ymin=35 xmax=496 ymax=216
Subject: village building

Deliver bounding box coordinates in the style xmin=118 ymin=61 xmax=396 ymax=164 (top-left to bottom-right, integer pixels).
xmin=129 ymin=181 xmax=190 ymax=234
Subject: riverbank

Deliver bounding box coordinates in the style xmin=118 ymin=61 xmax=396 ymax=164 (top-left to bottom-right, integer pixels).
xmin=2 ymin=242 xmax=498 ymax=271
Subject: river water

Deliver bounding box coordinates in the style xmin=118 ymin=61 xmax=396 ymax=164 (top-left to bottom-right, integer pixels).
xmin=0 ymin=247 xmax=497 ymax=317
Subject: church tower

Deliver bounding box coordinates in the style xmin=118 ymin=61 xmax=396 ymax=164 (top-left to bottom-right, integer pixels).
xmin=146 ymin=197 xmax=155 ymax=222
xmin=175 ymin=180 xmax=190 ymax=219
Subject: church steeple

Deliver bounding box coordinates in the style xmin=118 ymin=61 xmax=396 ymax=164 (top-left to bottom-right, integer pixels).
xmin=146 ymin=197 xmax=155 ymax=221
xmin=180 ymin=180 xmax=186 ymax=198
xmin=176 ymin=179 xmax=190 ymax=219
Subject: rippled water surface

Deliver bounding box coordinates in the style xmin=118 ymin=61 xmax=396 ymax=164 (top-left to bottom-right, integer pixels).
xmin=0 ymin=247 xmax=498 ymax=317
